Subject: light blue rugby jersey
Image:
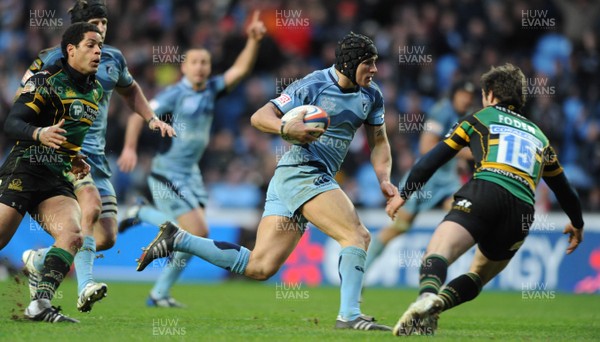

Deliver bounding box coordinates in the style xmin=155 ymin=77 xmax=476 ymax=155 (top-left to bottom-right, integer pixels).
xmin=150 ymin=76 xmax=226 ymax=174
xmin=271 ymin=66 xmax=384 ymax=175
xmin=424 ymin=98 xmax=461 ymax=183
xmin=21 ymin=45 xmax=134 ymax=156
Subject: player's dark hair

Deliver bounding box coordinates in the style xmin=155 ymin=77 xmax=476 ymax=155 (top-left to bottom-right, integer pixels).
xmin=61 ymin=22 xmax=101 ymax=58
xmin=335 ymin=32 xmax=377 ymax=85
xmin=481 ymin=63 xmax=527 ymax=110
xmin=69 ymin=0 xmax=108 ymax=24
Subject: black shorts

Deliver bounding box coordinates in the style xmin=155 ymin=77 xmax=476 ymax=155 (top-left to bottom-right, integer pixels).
xmin=443 ymin=179 xmax=534 ymax=261
xmin=0 ymin=151 xmax=75 ymax=216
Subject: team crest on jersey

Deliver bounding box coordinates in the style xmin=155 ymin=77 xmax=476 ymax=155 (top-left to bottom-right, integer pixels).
xmin=65 ymin=87 xmax=77 ymax=97
xmin=70 ymin=100 xmax=84 ymax=120
xmin=362 ymin=100 xmax=370 ymax=114
xmin=318 ymin=96 xmax=336 ymax=113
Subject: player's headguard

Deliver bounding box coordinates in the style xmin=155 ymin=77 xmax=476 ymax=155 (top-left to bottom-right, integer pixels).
xmin=335 ymin=32 xmax=377 ymax=85
xmin=69 ymin=0 xmax=108 ymax=23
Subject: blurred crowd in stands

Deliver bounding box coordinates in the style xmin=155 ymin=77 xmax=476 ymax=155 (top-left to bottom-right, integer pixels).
xmin=0 ymin=0 xmax=598 ymax=212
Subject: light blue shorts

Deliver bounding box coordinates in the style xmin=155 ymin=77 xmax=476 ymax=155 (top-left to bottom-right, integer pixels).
xmin=263 ymin=162 xmax=339 ymax=223
xmin=73 ymin=153 xmax=117 ymax=219
xmin=148 ymin=170 xmax=207 ymax=219
xmin=75 ymin=152 xmax=115 ymax=197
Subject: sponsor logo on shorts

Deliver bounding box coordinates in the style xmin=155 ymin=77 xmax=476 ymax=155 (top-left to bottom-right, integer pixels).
xmin=453 ymin=199 xmax=472 ymax=213
xmin=8 ymin=178 xmax=23 ymax=191
xmin=313 ymin=174 xmax=332 ymax=186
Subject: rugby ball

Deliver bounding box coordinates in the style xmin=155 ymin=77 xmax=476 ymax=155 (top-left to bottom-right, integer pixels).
xmin=281 ymin=105 xmax=330 ymax=144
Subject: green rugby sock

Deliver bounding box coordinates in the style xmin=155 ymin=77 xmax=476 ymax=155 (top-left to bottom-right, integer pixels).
xmin=439 ymin=272 xmax=482 ymax=311
xmin=419 ymin=254 xmax=448 ymax=295
xmin=34 ymin=247 xmax=73 ymax=301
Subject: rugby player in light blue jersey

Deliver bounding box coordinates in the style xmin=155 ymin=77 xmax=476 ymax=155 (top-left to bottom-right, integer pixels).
xmin=19 ymin=0 xmax=176 ymax=314
xmin=136 ymin=32 xmax=398 ymax=331
xmin=365 ymin=81 xmax=475 ymax=272
xmin=116 ymin=10 xmax=266 ymax=307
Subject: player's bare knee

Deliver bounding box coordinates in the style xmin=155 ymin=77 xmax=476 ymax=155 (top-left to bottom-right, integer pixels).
xmin=78 ymin=188 xmax=102 ymax=225
xmin=58 ymin=227 xmax=83 ymax=253
xmin=82 ymin=202 xmax=102 ymax=226
xmin=353 ymin=225 xmax=370 ymax=249
xmin=94 ymin=219 xmax=118 ymax=250
xmin=96 ymin=233 xmax=116 ymax=251
xmin=337 ymin=224 xmax=370 ymax=249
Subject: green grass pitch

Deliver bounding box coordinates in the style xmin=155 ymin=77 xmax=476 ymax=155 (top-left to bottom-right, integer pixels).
xmin=0 ymin=277 xmax=599 ymax=341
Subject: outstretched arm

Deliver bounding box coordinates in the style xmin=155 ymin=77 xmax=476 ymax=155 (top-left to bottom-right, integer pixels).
xmin=543 ymin=172 xmax=584 ymax=254
xmin=541 ymin=145 xmax=584 ymax=254
xmin=116 ymin=81 xmax=176 ymax=138
xmin=386 ymin=142 xmax=459 ymax=218
xmin=223 ymin=10 xmax=266 ymax=91
xmin=365 ymin=123 xmax=397 ymax=200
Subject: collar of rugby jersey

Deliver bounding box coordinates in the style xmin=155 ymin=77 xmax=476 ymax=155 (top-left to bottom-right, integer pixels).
xmin=60 ymin=57 xmax=97 ymax=93
xmin=328 ymin=65 xmax=360 ymax=94
xmin=494 ymin=103 xmax=523 ymax=115
xmin=182 ymin=76 xmax=208 ymax=92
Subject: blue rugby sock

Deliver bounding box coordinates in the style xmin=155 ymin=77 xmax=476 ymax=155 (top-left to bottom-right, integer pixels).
xmin=338 ymin=246 xmax=366 ymax=321
xmin=174 ymin=231 xmax=249 ymax=275
xmin=138 ymin=206 xmax=173 ymax=227
xmin=74 ymin=235 xmax=96 ymax=294
xmin=150 ymin=252 xmax=192 ymax=299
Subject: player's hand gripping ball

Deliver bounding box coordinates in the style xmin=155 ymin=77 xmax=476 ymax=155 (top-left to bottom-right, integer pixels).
xmin=281 ymin=105 xmax=330 ymax=144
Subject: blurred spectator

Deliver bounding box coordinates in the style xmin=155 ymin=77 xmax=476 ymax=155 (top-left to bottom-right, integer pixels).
xmin=3 ymin=0 xmax=598 ymax=211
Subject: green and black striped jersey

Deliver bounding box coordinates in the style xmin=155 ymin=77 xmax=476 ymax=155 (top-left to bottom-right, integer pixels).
xmin=444 ymin=104 xmax=562 ymax=205
xmin=11 ymin=60 xmax=103 ymax=180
